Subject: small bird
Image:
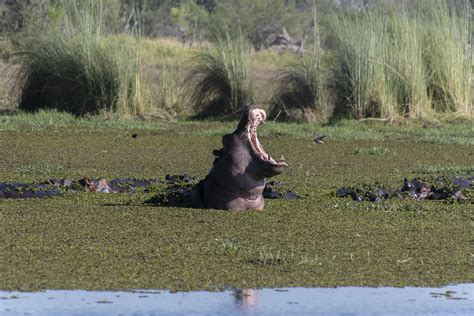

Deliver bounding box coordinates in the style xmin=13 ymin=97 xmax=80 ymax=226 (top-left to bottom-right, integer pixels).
xmin=132 ymin=133 xmax=138 ymax=139
xmin=313 ymin=134 xmax=326 ymax=144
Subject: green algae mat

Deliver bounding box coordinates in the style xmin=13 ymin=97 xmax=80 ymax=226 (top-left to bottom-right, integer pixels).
xmin=0 ymin=122 xmax=473 ymax=291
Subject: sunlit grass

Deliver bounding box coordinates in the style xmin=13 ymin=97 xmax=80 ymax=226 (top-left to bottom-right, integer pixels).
xmin=413 ymin=163 xmax=473 ymax=175
xmin=14 ymin=162 xmax=65 ymax=176
xmin=327 ymin=0 xmax=471 ymax=119
xmin=13 ymin=0 xmax=145 ymax=116
xmin=354 ymin=147 xmax=393 ymax=156
xmin=185 ymin=32 xmax=253 ymax=117
xmin=0 ymin=110 xmax=472 ymax=145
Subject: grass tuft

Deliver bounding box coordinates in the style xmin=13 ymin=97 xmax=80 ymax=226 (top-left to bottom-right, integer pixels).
xmin=413 ymin=163 xmax=474 ymax=175
xmin=354 ymin=147 xmax=393 ymax=156
xmin=269 ymin=52 xmax=324 ymax=122
xmin=268 ymin=6 xmax=325 ymax=122
xmin=185 ymin=32 xmax=253 ymax=118
xmin=14 ymin=162 xmax=65 ymax=175
xmin=327 ymin=0 xmax=471 ymax=120
xmin=12 ymin=1 xmax=145 ymax=116
xmin=421 ymin=0 xmax=472 ymax=114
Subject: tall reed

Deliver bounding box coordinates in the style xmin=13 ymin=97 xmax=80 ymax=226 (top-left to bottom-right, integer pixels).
xmin=185 ymin=32 xmax=253 ymax=118
xmin=328 ymin=10 xmax=390 ymax=119
xmin=268 ymin=5 xmax=325 ymax=122
xmin=13 ymin=0 xmax=145 ymax=116
xmin=421 ymin=0 xmax=472 ymax=115
xmin=327 ymin=0 xmax=471 ymax=119
xmin=385 ymin=5 xmax=431 ymax=118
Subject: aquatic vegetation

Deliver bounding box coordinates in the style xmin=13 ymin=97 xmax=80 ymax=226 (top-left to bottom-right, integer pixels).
xmin=1 ymin=111 xmax=473 ymax=145
xmin=14 ymin=162 xmax=65 ymax=176
xmin=0 ymin=125 xmax=472 ymax=291
xmin=353 ymin=147 xmax=392 ymax=156
xmin=414 ymin=163 xmax=474 ymax=175
xmin=336 ymin=177 xmax=472 ymax=202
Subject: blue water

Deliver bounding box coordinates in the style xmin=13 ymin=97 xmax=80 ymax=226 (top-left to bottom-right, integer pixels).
xmin=1 ymin=284 xmax=472 ymax=316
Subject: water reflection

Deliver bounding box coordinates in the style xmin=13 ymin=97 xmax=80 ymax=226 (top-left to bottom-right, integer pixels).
xmin=1 ymin=284 xmax=472 ymax=316
xmin=234 ymin=289 xmax=258 ymax=314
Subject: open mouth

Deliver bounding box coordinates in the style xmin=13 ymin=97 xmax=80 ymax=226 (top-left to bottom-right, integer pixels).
xmin=247 ymin=110 xmax=288 ymax=167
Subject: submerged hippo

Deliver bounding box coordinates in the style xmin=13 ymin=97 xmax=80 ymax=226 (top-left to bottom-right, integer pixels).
xmin=197 ymin=106 xmax=288 ymax=210
xmin=0 ymin=107 xmax=290 ymax=210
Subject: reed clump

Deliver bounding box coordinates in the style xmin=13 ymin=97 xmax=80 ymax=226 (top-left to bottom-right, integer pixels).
xmin=326 ymin=0 xmax=471 ymax=120
xmin=13 ymin=0 xmax=145 ymax=116
xmin=184 ymin=32 xmax=254 ymax=118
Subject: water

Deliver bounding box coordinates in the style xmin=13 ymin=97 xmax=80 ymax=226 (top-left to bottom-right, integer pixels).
xmin=1 ymin=284 xmax=472 ymax=316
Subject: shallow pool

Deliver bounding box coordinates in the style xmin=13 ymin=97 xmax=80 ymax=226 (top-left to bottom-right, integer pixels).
xmin=1 ymin=284 xmax=472 ymax=316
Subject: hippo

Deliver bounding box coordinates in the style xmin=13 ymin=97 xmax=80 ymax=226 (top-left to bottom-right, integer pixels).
xmin=336 ymin=176 xmax=472 ymax=202
xmin=0 ymin=106 xmax=290 ymax=211
xmin=197 ymin=106 xmax=288 ymax=210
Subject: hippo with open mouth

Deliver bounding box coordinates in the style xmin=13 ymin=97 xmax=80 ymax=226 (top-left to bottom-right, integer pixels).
xmin=0 ymin=106 xmax=290 ymax=210
xmin=198 ymin=106 xmax=288 ymax=210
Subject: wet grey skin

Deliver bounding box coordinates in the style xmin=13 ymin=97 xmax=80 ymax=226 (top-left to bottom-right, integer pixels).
xmin=199 ymin=106 xmax=288 ymax=210
xmin=336 ymin=177 xmax=472 ymax=202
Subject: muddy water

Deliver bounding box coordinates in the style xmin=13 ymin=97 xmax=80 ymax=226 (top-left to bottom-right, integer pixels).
xmin=1 ymin=284 xmax=472 ymax=316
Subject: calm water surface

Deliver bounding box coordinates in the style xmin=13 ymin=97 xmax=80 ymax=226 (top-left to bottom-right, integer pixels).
xmin=1 ymin=284 xmax=472 ymax=316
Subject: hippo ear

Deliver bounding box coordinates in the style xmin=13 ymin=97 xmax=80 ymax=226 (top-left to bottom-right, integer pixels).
xmin=212 ymin=149 xmax=223 ymax=157
xmin=212 ymin=149 xmax=223 ymax=165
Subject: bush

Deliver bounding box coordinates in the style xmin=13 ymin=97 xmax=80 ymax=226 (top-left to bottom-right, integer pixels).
xmin=268 ymin=7 xmax=325 ymax=122
xmin=326 ymin=0 xmax=471 ymax=120
xmin=421 ymin=0 xmax=472 ymax=115
xmin=328 ymin=10 xmax=392 ymax=119
xmin=185 ymin=32 xmax=253 ymax=118
xmin=13 ymin=1 xmax=144 ymax=116
xmin=268 ymin=50 xmax=325 ymax=122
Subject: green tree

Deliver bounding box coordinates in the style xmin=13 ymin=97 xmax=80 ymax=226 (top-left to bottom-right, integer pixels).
xmin=171 ymin=0 xmax=209 ymax=44
xmin=211 ymin=0 xmax=309 ymax=49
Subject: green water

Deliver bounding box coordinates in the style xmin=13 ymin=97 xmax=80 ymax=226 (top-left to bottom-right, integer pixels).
xmin=0 ymin=127 xmax=472 ymax=291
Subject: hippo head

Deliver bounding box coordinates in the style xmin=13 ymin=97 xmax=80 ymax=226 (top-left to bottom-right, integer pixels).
xmin=232 ymin=106 xmax=288 ymax=178
xmin=201 ymin=106 xmax=288 ymax=210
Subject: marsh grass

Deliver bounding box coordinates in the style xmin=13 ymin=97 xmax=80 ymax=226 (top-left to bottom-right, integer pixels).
xmin=268 ymin=6 xmax=325 ymax=122
xmin=14 ymin=162 xmax=65 ymax=175
xmin=0 ymin=110 xmax=473 ymax=145
xmin=354 ymin=146 xmax=393 ymax=156
xmin=253 ymin=249 xmax=322 ymax=266
xmin=0 ymin=109 xmax=168 ymax=131
xmin=135 ymin=37 xmax=198 ymax=116
xmin=414 ymin=163 xmax=474 ymax=175
xmin=386 ymin=7 xmax=431 ymax=118
xmin=217 ymin=239 xmax=241 ymax=254
xmin=155 ymin=57 xmax=186 ymax=116
xmin=421 ymin=0 xmax=472 ymax=114
xmin=0 ymin=61 xmax=17 ymax=109
xmin=328 ymin=10 xmax=388 ymax=119
xmin=12 ymin=0 xmax=145 ymax=116
xmin=185 ymin=32 xmax=253 ymax=118
xmin=268 ymin=49 xmax=327 ymax=122
xmin=328 ymin=0 xmax=471 ymax=120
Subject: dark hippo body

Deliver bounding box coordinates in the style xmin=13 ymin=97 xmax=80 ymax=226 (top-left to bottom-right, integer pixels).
xmin=0 ymin=183 xmax=61 ymax=199
xmin=336 ymin=176 xmax=473 ymax=202
xmin=199 ymin=107 xmax=288 ymax=210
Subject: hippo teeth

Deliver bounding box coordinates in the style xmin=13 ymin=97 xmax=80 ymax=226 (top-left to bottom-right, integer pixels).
xmin=248 ymin=123 xmax=288 ymax=166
